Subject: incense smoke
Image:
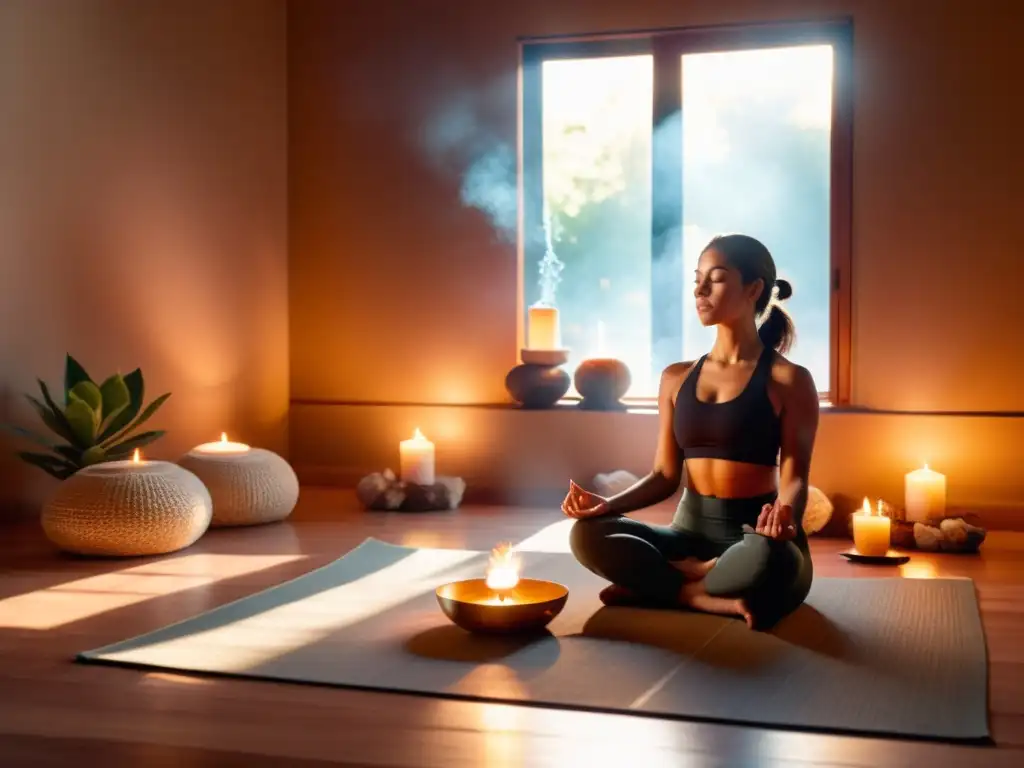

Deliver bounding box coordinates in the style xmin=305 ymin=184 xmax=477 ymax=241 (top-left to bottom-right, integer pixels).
xmin=536 ymin=202 xmax=564 ymax=307
xmin=421 ymin=97 xmax=517 ymax=244
xmin=460 ymin=143 xmax=517 ymax=242
xmin=421 ymin=91 xmax=564 ymax=307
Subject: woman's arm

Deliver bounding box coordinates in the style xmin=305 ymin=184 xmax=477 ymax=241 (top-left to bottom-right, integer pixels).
xmin=604 ymin=363 xmax=690 ymax=515
xmin=775 ymin=364 xmax=820 ymax=527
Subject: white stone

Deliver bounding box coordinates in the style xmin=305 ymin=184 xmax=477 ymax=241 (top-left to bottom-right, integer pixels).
xmin=802 ymin=485 xmax=834 ymax=535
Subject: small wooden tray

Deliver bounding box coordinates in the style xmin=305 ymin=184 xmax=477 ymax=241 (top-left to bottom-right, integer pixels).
xmin=840 ymin=550 xmax=910 ymax=566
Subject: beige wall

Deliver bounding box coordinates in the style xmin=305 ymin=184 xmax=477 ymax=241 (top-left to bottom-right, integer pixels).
xmin=4 ymin=0 xmax=1019 ymax=520
xmin=288 ymin=0 xmax=1024 ymax=517
xmin=0 ymin=0 xmax=288 ymax=518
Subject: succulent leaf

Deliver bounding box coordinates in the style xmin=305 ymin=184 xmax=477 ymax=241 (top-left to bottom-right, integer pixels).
xmin=70 ymin=380 xmax=103 ymax=414
xmin=25 ymin=394 xmax=76 ymax=445
xmin=102 ymin=393 xmax=170 ymax=447
xmin=82 ymin=445 xmax=107 ymax=465
xmin=64 ymin=354 xmax=92 ymax=402
xmin=98 ymin=368 xmax=143 ymax=442
xmin=17 ymin=451 xmax=77 ymax=480
xmin=64 ymin=395 xmax=100 ymax=446
xmin=37 ymin=380 xmax=83 ymax=447
xmin=0 ymin=424 xmax=56 ymax=450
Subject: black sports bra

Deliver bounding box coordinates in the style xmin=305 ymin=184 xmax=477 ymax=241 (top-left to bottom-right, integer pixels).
xmin=673 ymin=347 xmax=781 ymax=467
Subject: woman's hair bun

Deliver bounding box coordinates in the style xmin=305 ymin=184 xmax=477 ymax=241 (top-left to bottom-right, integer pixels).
xmin=774 ymin=278 xmax=793 ymax=301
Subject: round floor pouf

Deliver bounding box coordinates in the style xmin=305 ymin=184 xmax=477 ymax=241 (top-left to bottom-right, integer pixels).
xmin=42 ymin=460 xmax=212 ymax=557
xmin=177 ymin=448 xmax=299 ymax=527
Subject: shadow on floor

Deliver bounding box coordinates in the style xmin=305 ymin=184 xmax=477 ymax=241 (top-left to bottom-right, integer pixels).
xmin=404 ymin=624 xmax=560 ymax=665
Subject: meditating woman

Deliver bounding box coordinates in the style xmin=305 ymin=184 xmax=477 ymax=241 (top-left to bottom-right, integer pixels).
xmin=563 ymin=234 xmax=820 ymax=630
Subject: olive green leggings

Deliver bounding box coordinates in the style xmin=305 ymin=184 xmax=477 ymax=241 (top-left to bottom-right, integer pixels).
xmin=569 ymin=489 xmax=813 ymax=627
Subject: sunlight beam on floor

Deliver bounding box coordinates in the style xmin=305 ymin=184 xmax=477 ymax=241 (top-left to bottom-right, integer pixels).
xmin=0 ymin=554 xmax=307 ymax=630
xmin=512 ymin=519 xmax=573 ymax=553
xmin=94 ymin=547 xmax=483 ymax=673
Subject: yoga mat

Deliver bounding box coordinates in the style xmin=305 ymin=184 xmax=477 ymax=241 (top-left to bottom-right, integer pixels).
xmin=78 ymin=538 xmax=989 ymax=742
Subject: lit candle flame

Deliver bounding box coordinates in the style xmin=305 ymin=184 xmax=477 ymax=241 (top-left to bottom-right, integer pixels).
xmin=859 ymin=497 xmax=888 ymax=518
xmin=221 ymin=432 xmax=229 ymax=443
xmin=132 ymin=449 xmax=141 ymax=464
xmin=485 ymin=542 xmax=520 ymax=599
xmin=412 ymin=427 xmax=426 ymax=441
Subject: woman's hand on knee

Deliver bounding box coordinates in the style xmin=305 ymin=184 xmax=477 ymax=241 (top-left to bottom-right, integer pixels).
xmin=561 ymin=480 xmax=610 ymax=519
xmin=756 ymin=499 xmax=798 ymax=541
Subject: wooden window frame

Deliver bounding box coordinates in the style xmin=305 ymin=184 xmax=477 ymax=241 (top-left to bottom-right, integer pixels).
xmin=518 ymin=19 xmax=853 ymax=406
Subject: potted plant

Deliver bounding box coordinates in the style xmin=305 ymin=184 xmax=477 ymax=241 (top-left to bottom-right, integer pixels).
xmin=3 ymin=354 xmax=171 ymax=479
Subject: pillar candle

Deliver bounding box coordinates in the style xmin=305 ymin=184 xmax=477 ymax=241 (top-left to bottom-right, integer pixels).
xmin=527 ymin=305 xmax=560 ymax=350
xmin=904 ymin=464 xmax=946 ymax=523
xmin=400 ymin=428 xmax=435 ymax=485
xmin=852 ymin=498 xmax=891 ymax=557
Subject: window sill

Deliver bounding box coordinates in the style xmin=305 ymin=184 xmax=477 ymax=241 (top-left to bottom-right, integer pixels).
xmin=290 ymin=399 xmax=1024 ymax=418
xmin=559 ymin=396 xmax=838 ymax=414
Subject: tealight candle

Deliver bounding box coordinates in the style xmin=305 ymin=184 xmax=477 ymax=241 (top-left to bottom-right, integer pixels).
xmin=400 ymin=428 xmax=435 ymax=485
xmin=905 ymin=463 xmax=946 ymax=523
xmin=852 ymin=497 xmax=891 ymax=557
xmin=107 ymin=448 xmax=150 ymax=468
xmin=97 ymin=449 xmax=179 ymax=474
xmin=191 ymin=432 xmax=251 ymax=455
xmin=527 ymin=304 xmax=560 ymax=350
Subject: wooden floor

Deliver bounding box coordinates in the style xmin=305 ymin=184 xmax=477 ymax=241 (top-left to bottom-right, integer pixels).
xmin=1 ymin=486 xmax=1022 ymax=767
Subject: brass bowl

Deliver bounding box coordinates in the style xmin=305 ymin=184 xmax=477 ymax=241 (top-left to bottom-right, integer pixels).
xmin=436 ymin=578 xmax=569 ymax=634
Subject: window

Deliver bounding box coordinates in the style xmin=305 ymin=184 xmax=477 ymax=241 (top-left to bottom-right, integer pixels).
xmin=519 ymin=20 xmax=852 ymax=403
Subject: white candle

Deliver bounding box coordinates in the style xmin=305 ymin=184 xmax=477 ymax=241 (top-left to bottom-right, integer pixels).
xmin=87 ymin=449 xmax=184 ymax=479
xmin=852 ymin=497 xmax=891 ymax=557
xmin=100 ymin=448 xmax=157 ymax=470
xmin=191 ymin=432 xmax=251 ymax=456
xmin=400 ymin=428 xmax=435 ymax=485
xmin=904 ymin=463 xmax=946 ymax=523
xmin=528 ymin=305 xmax=560 ymax=350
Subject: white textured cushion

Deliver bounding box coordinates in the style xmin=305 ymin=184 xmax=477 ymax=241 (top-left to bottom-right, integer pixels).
xmin=178 ymin=448 xmax=299 ymax=527
xmin=42 ymin=461 xmax=212 ymax=556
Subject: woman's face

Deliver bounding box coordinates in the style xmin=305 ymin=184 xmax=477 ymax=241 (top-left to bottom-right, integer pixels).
xmin=693 ymin=248 xmax=762 ymax=327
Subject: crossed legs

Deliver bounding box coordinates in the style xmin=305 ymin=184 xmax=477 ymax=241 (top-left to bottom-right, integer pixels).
xmin=569 ymin=514 xmax=812 ymax=629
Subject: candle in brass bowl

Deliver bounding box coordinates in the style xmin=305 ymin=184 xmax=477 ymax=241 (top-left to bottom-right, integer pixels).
xmin=436 ymin=543 xmax=568 ymax=634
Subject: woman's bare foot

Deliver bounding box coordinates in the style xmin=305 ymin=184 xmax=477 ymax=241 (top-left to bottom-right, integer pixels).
xmin=599 ymin=584 xmax=644 ymax=606
xmin=671 ymin=557 xmax=719 ymax=580
xmin=679 ymin=580 xmax=755 ymax=629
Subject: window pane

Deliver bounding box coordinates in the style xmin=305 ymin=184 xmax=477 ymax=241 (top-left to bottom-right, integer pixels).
xmin=536 ymin=55 xmax=654 ymax=397
xmin=679 ymin=45 xmax=833 ymax=391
